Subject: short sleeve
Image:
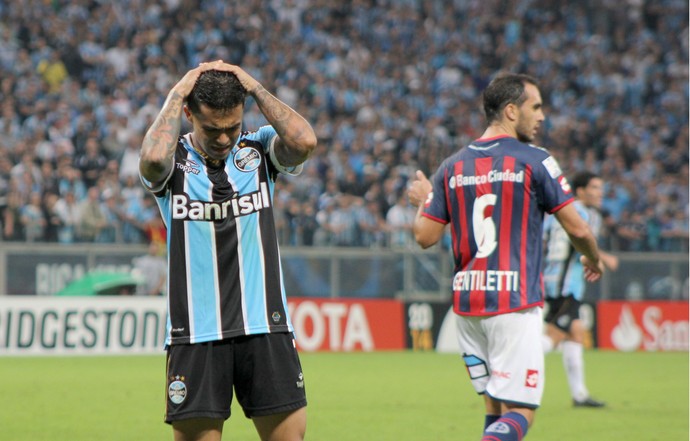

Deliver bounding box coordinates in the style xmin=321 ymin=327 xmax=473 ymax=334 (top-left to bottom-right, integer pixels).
xmin=537 ymin=154 xmax=573 ymax=214
xmin=268 ymin=134 xmax=304 ymax=176
xmin=421 ymin=166 xmax=450 ymax=224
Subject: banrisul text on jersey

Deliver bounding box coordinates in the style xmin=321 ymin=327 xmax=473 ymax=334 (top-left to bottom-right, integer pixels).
xmin=171 ymin=183 xmax=271 ymax=220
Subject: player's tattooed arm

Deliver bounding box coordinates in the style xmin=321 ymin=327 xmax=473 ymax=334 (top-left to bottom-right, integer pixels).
xmin=251 ymin=85 xmax=317 ymax=167
xmin=140 ymin=63 xmax=217 ymax=183
xmin=139 ymin=91 xmax=184 ymax=183
xmin=215 ymin=62 xmax=317 ymax=167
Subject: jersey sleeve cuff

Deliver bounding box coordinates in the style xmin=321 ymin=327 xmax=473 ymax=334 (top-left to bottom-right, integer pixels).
xmin=139 ymin=158 xmax=175 ymax=194
xmin=269 ymin=135 xmax=304 ymax=176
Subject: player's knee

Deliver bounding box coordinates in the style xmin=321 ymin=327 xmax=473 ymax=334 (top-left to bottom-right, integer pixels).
xmin=254 ymin=408 xmax=306 ymax=441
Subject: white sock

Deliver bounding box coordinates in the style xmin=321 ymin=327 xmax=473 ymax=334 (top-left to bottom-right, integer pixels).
xmin=542 ymin=334 xmax=554 ymax=353
xmin=561 ymin=340 xmax=589 ymax=401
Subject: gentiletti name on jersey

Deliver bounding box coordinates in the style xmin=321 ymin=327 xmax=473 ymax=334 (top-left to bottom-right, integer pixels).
xmin=172 ymin=182 xmax=271 ymax=221
xmin=453 ymin=270 xmax=519 ymax=292
xmin=449 ymin=169 xmax=524 ymax=189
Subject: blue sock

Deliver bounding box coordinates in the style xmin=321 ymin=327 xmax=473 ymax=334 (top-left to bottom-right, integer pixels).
xmin=481 ymin=411 xmax=529 ymax=441
xmin=484 ymin=414 xmax=500 ymax=430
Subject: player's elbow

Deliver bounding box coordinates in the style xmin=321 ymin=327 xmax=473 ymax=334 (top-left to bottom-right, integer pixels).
xmin=413 ymin=218 xmax=445 ymax=249
xmin=139 ymin=155 xmax=171 ymax=184
xmin=566 ymin=223 xmax=593 ymax=242
xmin=304 ymin=130 xmax=318 ymax=154
xmin=297 ymin=131 xmax=318 ymax=161
xmin=293 ymin=128 xmax=318 ymax=159
xmin=414 ymin=230 xmax=438 ymax=249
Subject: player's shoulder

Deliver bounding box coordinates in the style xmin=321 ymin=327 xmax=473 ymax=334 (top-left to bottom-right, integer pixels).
xmin=240 ymin=125 xmax=277 ymax=140
xmin=238 ymin=127 xmax=261 ymax=142
xmin=515 ymin=141 xmax=554 ymax=160
xmin=516 ymin=143 xmax=567 ymax=180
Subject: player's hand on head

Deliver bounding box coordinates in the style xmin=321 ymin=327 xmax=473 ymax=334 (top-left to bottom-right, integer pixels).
xmin=206 ymin=61 xmax=260 ymax=94
xmin=172 ymin=62 xmax=219 ymax=98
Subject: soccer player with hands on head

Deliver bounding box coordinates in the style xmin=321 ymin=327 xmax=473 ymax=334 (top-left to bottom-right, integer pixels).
xmin=408 ymin=73 xmax=604 ymax=441
xmin=140 ymin=60 xmax=317 ymax=441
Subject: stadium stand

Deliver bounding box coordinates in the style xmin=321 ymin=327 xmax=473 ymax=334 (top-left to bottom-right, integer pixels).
xmin=0 ymin=0 xmax=687 ymax=251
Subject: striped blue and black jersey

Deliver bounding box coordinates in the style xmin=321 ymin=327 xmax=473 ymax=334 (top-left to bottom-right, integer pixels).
xmin=543 ymin=201 xmax=601 ymax=301
xmin=141 ymin=126 xmax=298 ymax=346
xmin=422 ymin=135 xmax=573 ymax=316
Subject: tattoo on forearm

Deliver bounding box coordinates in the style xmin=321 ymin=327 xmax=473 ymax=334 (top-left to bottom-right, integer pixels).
xmin=146 ymin=119 xmax=178 ymax=149
xmin=254 ymin=86 xmax=291 ymax=124
xmin=251 ymin=85 xmax=315 ymax=165
xmin=142 ymin=93 xmax=183 ymax=155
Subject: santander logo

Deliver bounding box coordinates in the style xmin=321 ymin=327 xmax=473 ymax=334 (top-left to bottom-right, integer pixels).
xmin=611 ymin=305 xmax=644 ymax=351
xmin=600 ymin=301 xmax=689 ymax=352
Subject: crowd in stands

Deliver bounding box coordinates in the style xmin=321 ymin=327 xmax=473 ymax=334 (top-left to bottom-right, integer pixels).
xmin=0 ymin=0 xmax=687 ymax=252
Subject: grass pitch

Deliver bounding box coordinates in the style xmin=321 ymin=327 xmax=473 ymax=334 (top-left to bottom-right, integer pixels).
xmin=1 ymin=351 xmax=687 ymax=440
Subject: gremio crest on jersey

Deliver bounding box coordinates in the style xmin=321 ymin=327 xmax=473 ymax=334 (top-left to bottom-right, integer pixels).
xmin=233 ymin=146 xmax=262 ymax=172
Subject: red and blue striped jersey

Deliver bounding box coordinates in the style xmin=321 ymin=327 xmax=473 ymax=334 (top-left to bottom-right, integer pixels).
xmin=422 ymin=135 xmax=573 ymax=316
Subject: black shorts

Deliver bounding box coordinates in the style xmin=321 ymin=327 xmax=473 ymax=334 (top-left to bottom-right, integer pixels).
xmin=544 ymin=295 xmax=581 ymax=333
xmin=164 ymin=332 xmax=307 ymax=423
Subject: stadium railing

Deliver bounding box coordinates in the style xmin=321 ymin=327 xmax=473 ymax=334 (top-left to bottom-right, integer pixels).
xmin=0 ymin=243 xmax=686 ymax=301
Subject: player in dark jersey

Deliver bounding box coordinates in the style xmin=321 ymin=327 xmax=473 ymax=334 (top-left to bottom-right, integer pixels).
xmin=408 ymin=73 xmax=604 ymax=441
xmin=140 ymin=60 xmax=316 ymax=441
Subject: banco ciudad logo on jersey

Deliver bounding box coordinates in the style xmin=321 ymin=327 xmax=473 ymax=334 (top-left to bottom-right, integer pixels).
xmin=233 ymin=147 xmax=261 ymax=172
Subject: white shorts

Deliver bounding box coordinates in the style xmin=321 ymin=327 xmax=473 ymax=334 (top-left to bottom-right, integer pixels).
xmin=455 ymin=306 xmax=544 ymax=408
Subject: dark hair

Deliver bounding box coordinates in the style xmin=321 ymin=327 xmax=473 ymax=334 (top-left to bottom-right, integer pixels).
xmin=186 ymin=70 xmax=247 ymax=114
xmin=482 ymin=72 xmax=539 ymax=123
xmin=570 ymin=171 xmax=600 ymax=192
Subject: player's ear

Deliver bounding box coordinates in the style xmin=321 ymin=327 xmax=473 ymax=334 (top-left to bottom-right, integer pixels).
xmin=504 ymin=103 xmax=518 ymax=122
xmin=183 ymin=106 xmax=192 ymax=122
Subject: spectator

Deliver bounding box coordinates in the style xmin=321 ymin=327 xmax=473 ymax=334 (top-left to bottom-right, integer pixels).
xmin=659 ymin=210 xmax=690 ymax=252
xmin=3 ymin=190 xmax=24 ymax=241
xmin=293 ymin=201 xmax=320 ymax=246
xmin=53 ymin=191 xmax=80 ymax=243
xmin=616 ymin=210 xmax=648 ymax=251
xmin=41 ymin=191 xmax=61 ymax=242
xmin=132 ymin=241 xmax=167 ymax=296
xmin=74 ymin=136 xmax=108 ymax=189
xmin=386 ymin=192 xmax=416 ymax=248
xmin=20 ymin=191 xmax=45 ymax=242
xmin=56 ymin=163 xmax=87 ymax=200
xmin=97 ymin=160 xmax=123 ymax=199
xmin=119 ymin=133 xmax=144 ymax=183
xmin=0 ymin=0 xmax=686 ymax=250
xmin=10 ymin=152 xmax=41 ymax=186
xmin=356 ymin=198 xmax=388 ymax=247
xmin=99 ymin=189 xmax=123 ymax=243
xmin=36 ymin=50 xmax=68 ymax=94
xmin=328 ymin=194 xmax=359 ymax=246
xmin=121 ymin=192 xmax=158 ymax=244
xmin=77 ymin=186 xmax=108 ymax=242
